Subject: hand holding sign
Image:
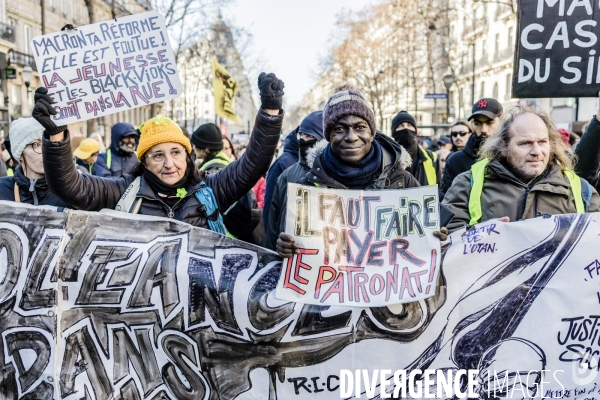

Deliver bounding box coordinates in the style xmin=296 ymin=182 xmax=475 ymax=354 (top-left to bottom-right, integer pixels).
xmin=276 ymin=232 xmax=302 ymax=258
xmin=32 ymin=87 xmax=67 ymax=136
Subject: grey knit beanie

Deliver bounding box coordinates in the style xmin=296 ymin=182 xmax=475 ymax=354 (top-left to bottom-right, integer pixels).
xmin=10 ymin=117 xmax=45 ymax=161
xmin=322 ymin=89 xmax=376 ymax=140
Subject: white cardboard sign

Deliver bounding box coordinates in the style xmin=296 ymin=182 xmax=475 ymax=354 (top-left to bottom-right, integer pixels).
xmin=31 ymin=10 xmax=182 ymax=125
xmin=276 ymin=183 xmax=442 ymax=307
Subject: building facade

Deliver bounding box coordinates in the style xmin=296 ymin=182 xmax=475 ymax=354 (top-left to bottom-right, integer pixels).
xmin=1 ymin=0 xmax=154 ymax=145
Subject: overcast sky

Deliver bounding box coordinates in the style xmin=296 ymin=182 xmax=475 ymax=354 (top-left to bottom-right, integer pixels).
xmin=225 ymin=0 xmax=374 ymax=107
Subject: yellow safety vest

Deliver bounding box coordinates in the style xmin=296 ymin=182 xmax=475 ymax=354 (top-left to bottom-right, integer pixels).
xmin=421 ymin=148 xmax=437 ymax=185
xmin=7 ymin=168 xmax=13 ymax=177
xmin=468 ymin=159 xmax=586 ymax=226
xmin=199 ymin=151 xmax=231 ymax=171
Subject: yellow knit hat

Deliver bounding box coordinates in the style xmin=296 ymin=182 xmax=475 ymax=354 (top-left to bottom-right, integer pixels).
xmin=137 ymin=114 xmax=192 ymax=161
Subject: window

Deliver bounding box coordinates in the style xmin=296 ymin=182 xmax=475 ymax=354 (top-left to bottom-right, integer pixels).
xmin=49 ymin=0 xmax=56 ymax=11
xmin=24 ymin=25 xmax=32 ymax=55
xmin=495 ymin=33 xmax=500 ymax=57
xmin=61 ymin=0 xmax=67 ymax=16
xmin=480 ymin=81 xmax=485 ymax=98
xmin=71 ymin=0 xmax=76 ymax=22
xmin=508 ymin=26 xmax=514 ymax=48
xmin=505 ymin=73 xmax=512 ymax=100
xmin=493 ymin=82 xmax=499 ymax=99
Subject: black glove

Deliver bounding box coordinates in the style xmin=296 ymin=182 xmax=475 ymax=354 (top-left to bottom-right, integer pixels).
xmin=258 ymin=72 xmax=284 ymax=110
xmin=32 ymin=87 xmax=67 ymax=136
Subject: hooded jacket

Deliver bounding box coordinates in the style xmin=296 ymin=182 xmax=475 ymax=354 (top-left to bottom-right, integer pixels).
xmin=95 ymin=123 xmax=139 ymax=177
xmin=575 ymin=116 xmax=600 ymax=192
xmin=440 ymin=132 xmax=484 ymax=199
xmin=442 ymin=159 xmax=600 ymax=233
xmin=407 ymin=146 xmax=442 ymax=187
xmin=0 ymin=165 xmax=67 ymax=207
xmin=263 ymin=127 xmax=299 ymax=227
xmin=265 ymin=139 xmax=329 ymax=250
xmin=41 ymin=109 xmax=284 ymax=229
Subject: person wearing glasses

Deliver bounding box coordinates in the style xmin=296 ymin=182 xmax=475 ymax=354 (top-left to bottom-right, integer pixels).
xmin=449 ymin=121 xmax=472 ymax=152
xmin=0 ymin=118 xmax=67 ymax=206
xmin=73 ymin=138 xmax=100 ymax=175
xmin=32 ymin=72 xmax=285 ymax=231
xmin=439 ymin=98 xmax=503 ymax=199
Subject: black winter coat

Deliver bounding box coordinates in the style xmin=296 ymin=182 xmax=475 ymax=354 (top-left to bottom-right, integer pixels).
xmin=0 ymin=166 xmax=67 ymax=207
xmin=439 ymin=133 xmax=485 ymax=199
xmin=406 ymin=146 xmax=442 ymax=187
xmin=42 ymin=109 xmax=284 ymax=228
xmin=575 ymin=116 xmax=600 ymax=191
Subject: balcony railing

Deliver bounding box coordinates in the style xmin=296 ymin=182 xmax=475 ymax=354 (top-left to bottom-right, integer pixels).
xmin=0 ymin=22 xmax=16 ymax=43
xmin=493 ymin=47 xmax=514 ymax=63
xmin=9 ymin=51 xmax=37 ymax=71
xmin=476 ymin=52 xmax=489 ymax=68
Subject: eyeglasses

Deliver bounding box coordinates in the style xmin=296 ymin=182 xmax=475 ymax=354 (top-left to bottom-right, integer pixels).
xmin=146 ymin=147 xmax=186 ymax=164
xmin=27 ymin=141 xmax=42 ymax=154
xmin=451 ymin=131 xmax=469 ymax=137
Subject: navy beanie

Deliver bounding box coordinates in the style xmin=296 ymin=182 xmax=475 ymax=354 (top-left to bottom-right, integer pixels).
xmin=391 ymin=111 xmax=417 ymax=133
xmin=299 ymin=111 xmax=324 ymax=141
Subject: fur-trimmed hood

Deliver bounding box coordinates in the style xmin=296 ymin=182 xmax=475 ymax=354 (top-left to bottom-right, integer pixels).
xmin=306 ymin=132 xmax=412 ymax=171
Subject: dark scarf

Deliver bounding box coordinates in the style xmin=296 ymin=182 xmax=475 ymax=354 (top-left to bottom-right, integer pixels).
xmin=298 ymin=138 xmax=316 ymax=166
xmin=143 ymin=168 xmax=189 ymax=207
xmin=322 ymin=140 xmax=382 ymax=188
xmin=392 ymin=128 xmax=418 ymax=157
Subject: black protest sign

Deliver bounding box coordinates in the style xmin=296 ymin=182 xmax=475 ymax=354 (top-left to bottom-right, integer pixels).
xmin=31 ymin=11 xmax=182 ymax=125
xmin=513 ymin=0 xmax=600 ymax=98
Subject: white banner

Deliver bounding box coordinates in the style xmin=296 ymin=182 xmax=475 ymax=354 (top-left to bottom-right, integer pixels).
xmin=276 ymin=183 xmax=441 ymax=307
xmin=31 ymin=11 xmax=182 ymax=125
xmin=2 ymin=202 xmax=600 ymax=399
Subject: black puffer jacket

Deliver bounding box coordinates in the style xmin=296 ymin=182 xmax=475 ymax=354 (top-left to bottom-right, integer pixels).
xmin=575 ymin=116 xmax=600 ymax=191
xmin=0 ymin=165 xmax=67 ymax=207
xmin=301 ymin=133 xmax=420 ymax=190
xmin=439 ymin=133 xmax=485 ymax=199
xmin=42 ymin=109 xmax=283 ymax=228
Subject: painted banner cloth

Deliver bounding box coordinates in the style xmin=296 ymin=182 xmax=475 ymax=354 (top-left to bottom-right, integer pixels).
xmin=31 ymin=11 xmax=182 ymax=125
xmin=277 ymin=183 xmax=441 ymax=307
xmin=1 ymin=201 xmax=600 ymax=399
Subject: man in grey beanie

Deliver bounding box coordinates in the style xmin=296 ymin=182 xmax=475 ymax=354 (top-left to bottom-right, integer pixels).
xmin=275 ymin=89 xmax=421 ymax=258
xmin=0 ymin=118 xmax=67 ymax=206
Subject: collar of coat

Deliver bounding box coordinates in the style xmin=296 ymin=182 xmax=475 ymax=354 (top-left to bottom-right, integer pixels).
xmin=485 ymin=159 xmax=572 ymax=190
xmin=305 ymin=132 xmax=412 ymax=189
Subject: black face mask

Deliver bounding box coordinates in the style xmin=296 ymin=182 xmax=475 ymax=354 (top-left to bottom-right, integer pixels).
xmin=393 ymin=128 xmax=418 ymax=155
xmin=298 ymin=138 xmax=317 ymax=165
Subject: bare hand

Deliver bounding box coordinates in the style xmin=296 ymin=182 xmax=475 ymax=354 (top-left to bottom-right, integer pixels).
xmin=495 ymin=216 xmax=510 ymax=222
xmin=433 ymin=227 xmax=448 ymax=241
xmin=276 ymin=233 xmax=301 ymax=258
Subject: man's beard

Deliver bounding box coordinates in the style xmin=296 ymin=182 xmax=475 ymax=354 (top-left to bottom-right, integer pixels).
xmin=119 ymin=143 xmax=135 ymax=154
xmin=505 ymin=152 xmax=548 ymax=181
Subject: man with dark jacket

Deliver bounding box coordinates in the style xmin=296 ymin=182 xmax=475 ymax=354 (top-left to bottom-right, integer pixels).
xmin=265 ymin=110 xmax=326 ymax=250
xmin=439 ymin=98 xmax=503 ymax=199
xmin=575 ymin=92 xmax=600 ymax=192
xmin=95 ymin=122 xmax=139 ymax=177
xmin=263 ymin=126 xmax=298 ymax=227
xmin=443 ymin=106 xmax=600 ymax=233
xmin=391 ymin=111 xmax=441 ymax=186
xmin=276 ymin=89 xmax=419 ymax=258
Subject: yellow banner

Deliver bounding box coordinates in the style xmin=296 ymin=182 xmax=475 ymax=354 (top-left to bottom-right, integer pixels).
xmin=212 ymin=59 xmax=239 ymax=124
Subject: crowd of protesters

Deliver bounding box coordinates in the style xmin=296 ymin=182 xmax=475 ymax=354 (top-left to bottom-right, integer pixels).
xmin=1 ymin=71 xmax=600 ymax=258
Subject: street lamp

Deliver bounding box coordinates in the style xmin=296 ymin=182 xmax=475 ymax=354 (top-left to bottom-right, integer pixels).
xmin=443 ymin=74 xmax=455 ymax=123
xmin=22 ymin=65 xmax=33 ymax=97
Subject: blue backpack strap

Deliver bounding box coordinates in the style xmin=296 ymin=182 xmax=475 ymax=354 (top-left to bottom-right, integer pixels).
xmin=194 ymin=181 xmax=228 ymax=235
xmin=581 ymin=177 xmax=593 ymax=213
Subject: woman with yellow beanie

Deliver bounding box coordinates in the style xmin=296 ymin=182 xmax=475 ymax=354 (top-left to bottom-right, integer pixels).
xmin=33 ymin=73 xmax=285 ymax=231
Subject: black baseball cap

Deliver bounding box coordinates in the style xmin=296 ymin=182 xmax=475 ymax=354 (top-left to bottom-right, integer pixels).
xmin=468 ymin=98 xmax=503 ymax=121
